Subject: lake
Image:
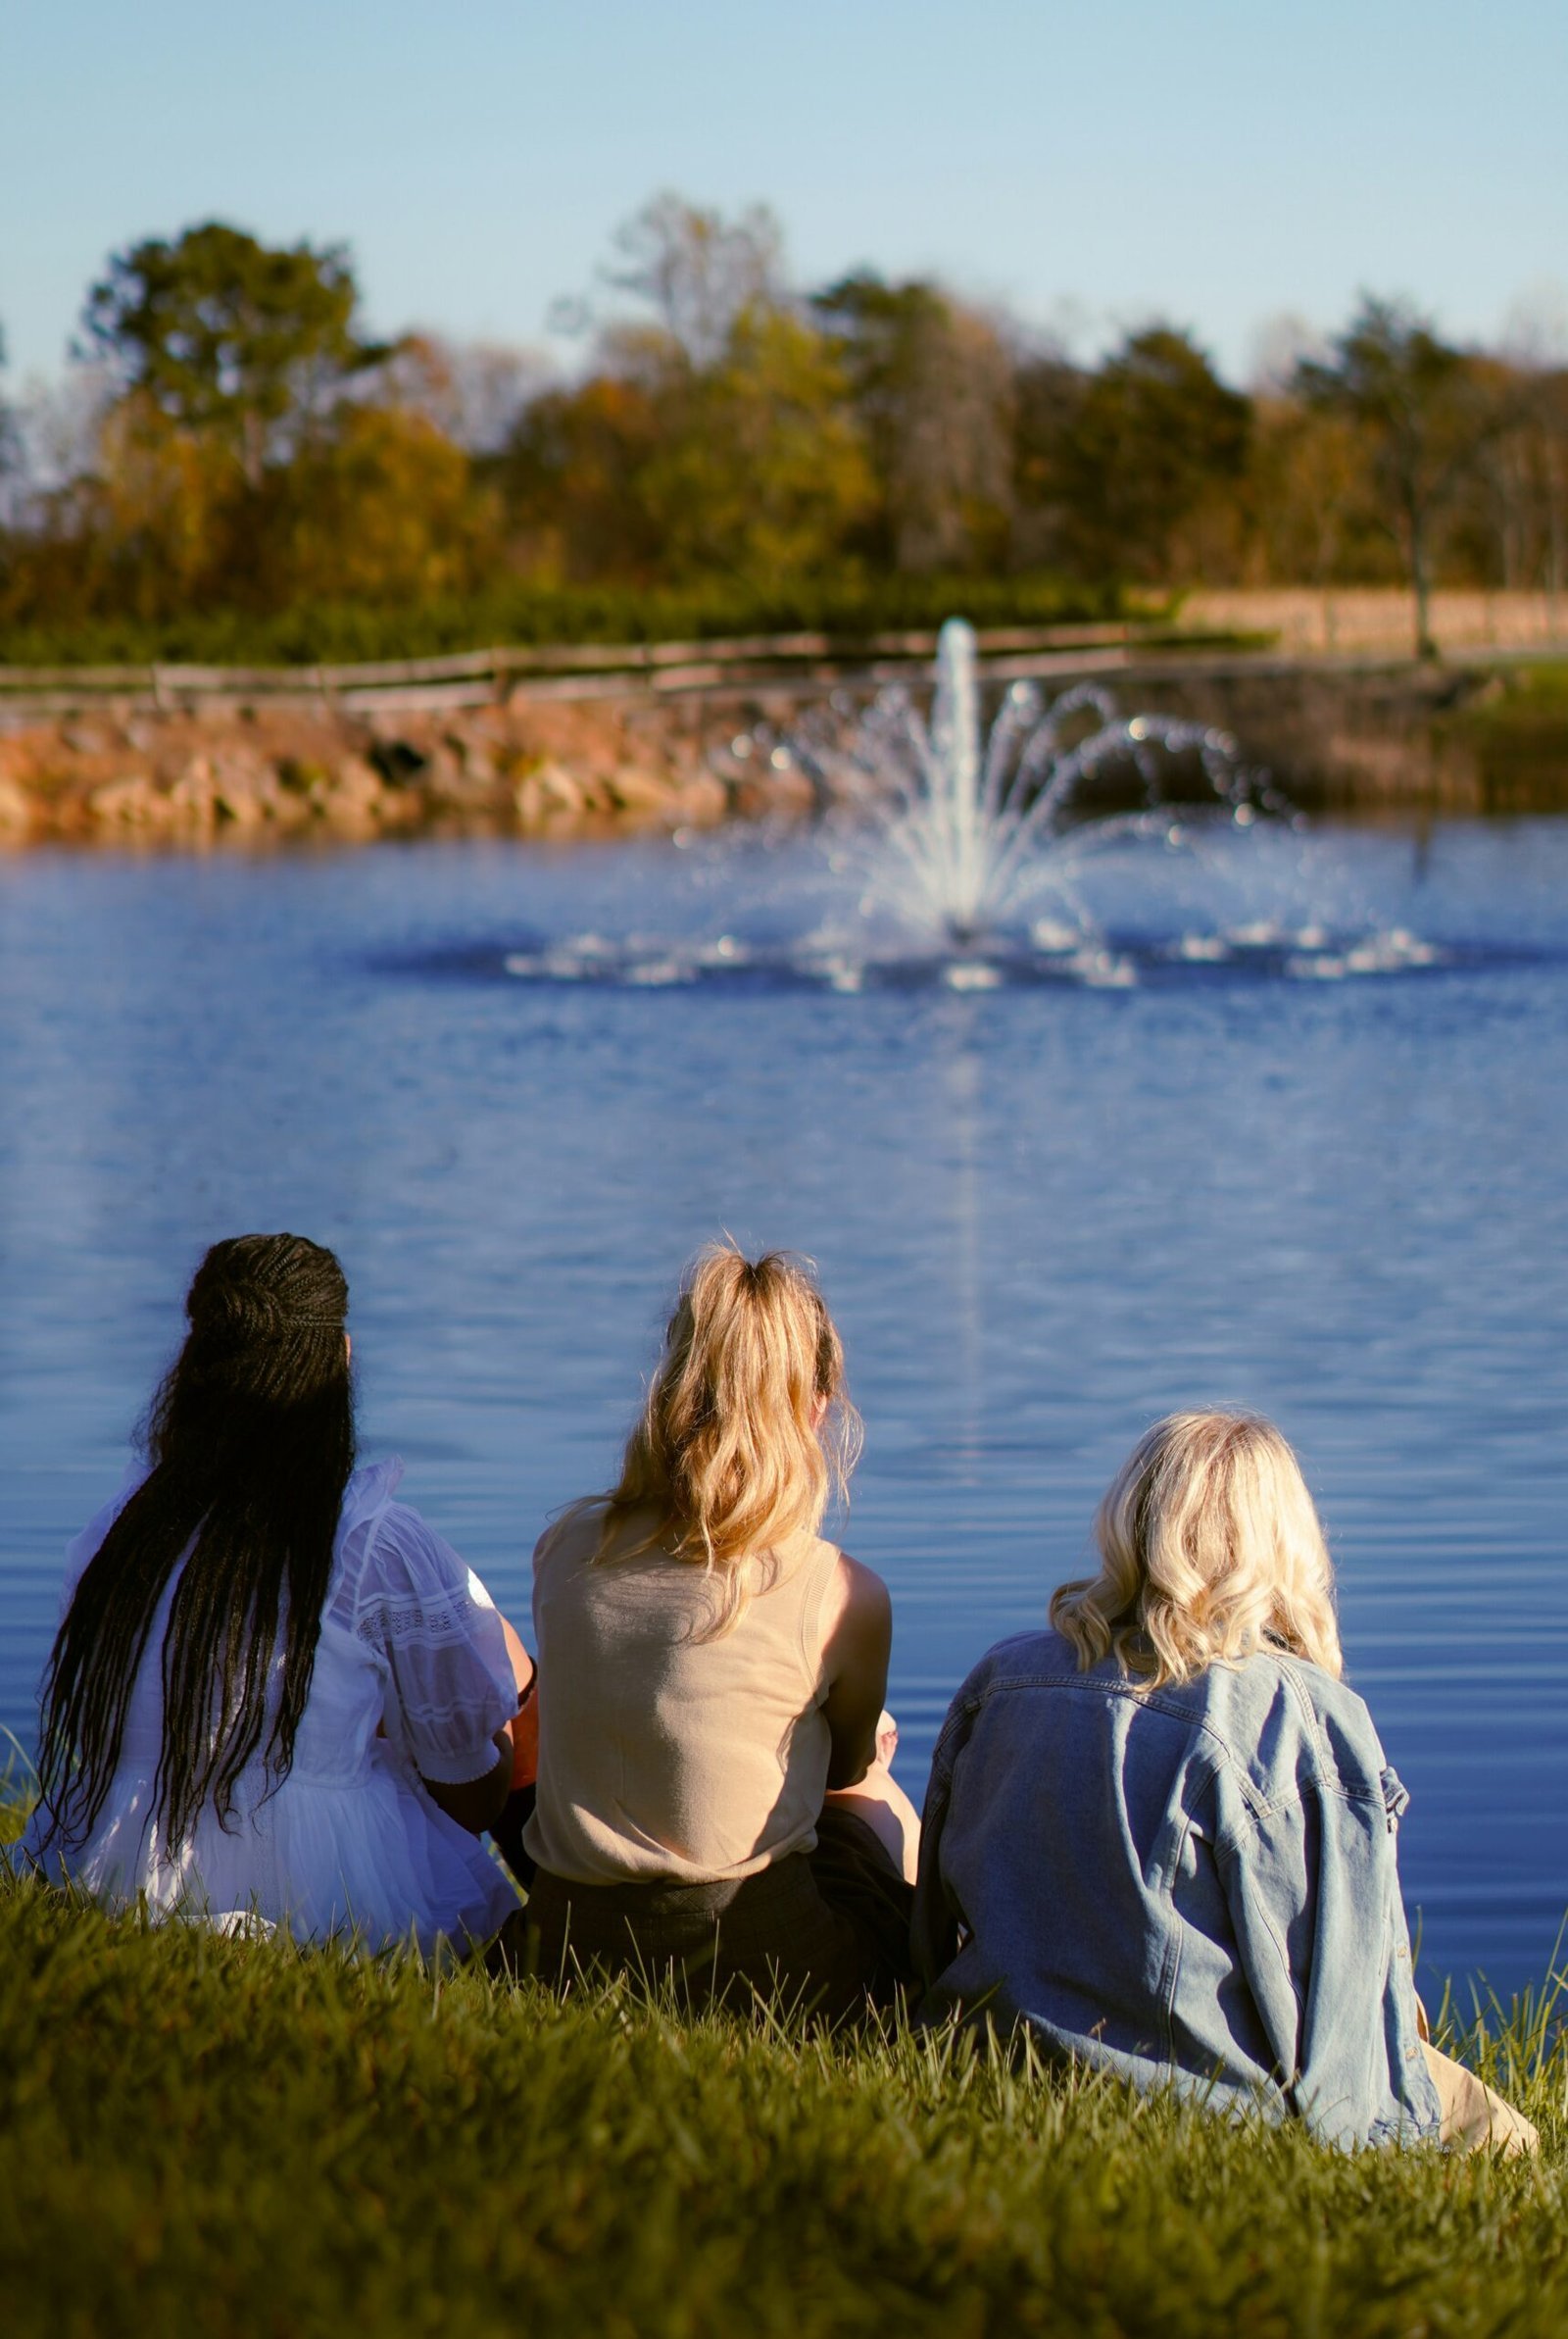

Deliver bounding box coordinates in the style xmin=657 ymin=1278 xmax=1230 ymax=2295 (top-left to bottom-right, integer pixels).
xmin=1 ymin=808 xmax=1565 ymax=1999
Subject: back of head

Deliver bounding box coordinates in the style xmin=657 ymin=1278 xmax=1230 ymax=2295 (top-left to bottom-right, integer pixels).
xmin=1051 ymin=1409 xmax=1342 ymax=1688
xmin=153 ymin=1232 xmax=352 ymax=1464
xmin=603 ymin=1244 xmax=860 ymax=1625
xmin=38 ymin=1232 xmax=356 ymax=1849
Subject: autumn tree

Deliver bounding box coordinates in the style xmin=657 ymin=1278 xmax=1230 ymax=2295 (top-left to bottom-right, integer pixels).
xmin=1244 ymin=399 xmax=1389 ymax=592
xmin=1010 ymin=349 xmax=1090 ymax=571
xmin=80 ymin=222 xmax=384 ymax=489
xmin=93 ymin=392 xmax=238 ymax=615
xmin=0 ymin=325 xmax=21 ymax=538
xmin=1294 ymin=298 xmax=1504 ymax=657
xmin=257 ymin=403 xmax=496 ymax=605
xmin=499 ymin=374 xmax=664 ymax=580
xmin=374 ymin=333 xmax=547 ymax=455
xmin=1450 ymin=352 xmax=1568 ymax=597
xmin=1533 ymin=367 xmax=1568 ymax=601
xmin=514 ymin=195 xmax=872 ymax=582
xmin=813 ymin=274 xmax=1014 ymax=572
xmin=601 ymin=191 xmax=785 ymax=371
xmin=632 ymin=304 xmax=874 ymax=579
xmin=1053 ymin=325 xmax=1250 ymax=582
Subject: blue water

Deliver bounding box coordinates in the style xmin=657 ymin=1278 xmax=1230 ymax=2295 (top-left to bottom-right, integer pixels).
xmin=2 ymin=814 xmax=1565 ymax=2000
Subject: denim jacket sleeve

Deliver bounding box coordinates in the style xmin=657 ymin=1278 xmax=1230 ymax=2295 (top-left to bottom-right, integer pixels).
xmin=910 ymin=1693 xmax=971 ymax=1989
xmin=1213 ymin=1754 xmax=1441 ymax=2149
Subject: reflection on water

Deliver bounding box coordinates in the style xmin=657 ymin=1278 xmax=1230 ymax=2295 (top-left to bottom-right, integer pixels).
xmin=1 ymin=816 xmax=1566 ymax=1996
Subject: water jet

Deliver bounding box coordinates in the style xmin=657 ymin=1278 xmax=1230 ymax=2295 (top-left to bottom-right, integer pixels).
xmin=784 ymin=617 xmax=1285 ymax=945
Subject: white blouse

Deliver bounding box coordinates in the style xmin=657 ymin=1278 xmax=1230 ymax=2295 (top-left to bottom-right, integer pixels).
xmin=19 ymin=1460 xmax=520 ymax=1955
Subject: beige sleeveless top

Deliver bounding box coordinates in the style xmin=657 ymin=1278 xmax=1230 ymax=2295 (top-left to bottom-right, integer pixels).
xmin=522 ymin=1500 xmax=841 ymax=1885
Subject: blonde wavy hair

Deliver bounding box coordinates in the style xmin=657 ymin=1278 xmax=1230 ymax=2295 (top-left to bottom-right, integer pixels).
xmin=1050 ymin=1410 xmax=1343 ymax=1688
xmin=598 ymin=1244 xmax=861 ymax=1632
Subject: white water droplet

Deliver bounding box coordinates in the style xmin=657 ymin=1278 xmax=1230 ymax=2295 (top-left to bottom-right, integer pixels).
xmin=1029 ymin=919 xmax=1082 ymax=954
xmin=625 ymin=959 xmax=692 ymax=986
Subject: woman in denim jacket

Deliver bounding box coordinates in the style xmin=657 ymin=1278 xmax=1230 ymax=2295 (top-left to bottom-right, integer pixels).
xmin=912 ymin=1411 xmax=1536 ymax=2154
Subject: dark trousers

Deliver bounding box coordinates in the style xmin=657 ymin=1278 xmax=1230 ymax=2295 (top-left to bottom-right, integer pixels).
xmin=490 ymin=1783 xmax=537 ymax=1893
xmin=500 ymin=1808 xmax=914 ymax=2022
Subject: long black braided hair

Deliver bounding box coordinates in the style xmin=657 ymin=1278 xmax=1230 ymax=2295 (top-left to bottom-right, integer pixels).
xmin=35 ymin=1233 xmax=356 ymax=1850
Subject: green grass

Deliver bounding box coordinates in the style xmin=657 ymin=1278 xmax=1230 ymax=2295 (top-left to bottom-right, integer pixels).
xmin=1489 ymin=660 xmax=1568 ymax=710
xmin=1453 ymin=659 xmax=1568 ymax=741
xmin=2 ymin=1866 xmax=1566 ymax=2339
xmin=1438 ymin=659 xmax=1568 ymax=808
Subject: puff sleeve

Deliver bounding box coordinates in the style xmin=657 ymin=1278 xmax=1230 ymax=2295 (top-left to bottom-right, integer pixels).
xmin=353 ymin=1502 xmax=516 ymax=1786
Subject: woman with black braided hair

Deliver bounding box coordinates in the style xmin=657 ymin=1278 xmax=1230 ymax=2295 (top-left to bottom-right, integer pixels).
xmin=15 ymin=1233 xmax=530 ymax=1955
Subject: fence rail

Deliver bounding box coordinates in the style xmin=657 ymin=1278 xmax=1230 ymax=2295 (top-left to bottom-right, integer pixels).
xmin=0 ymin=622 xmax=1226 ymax=720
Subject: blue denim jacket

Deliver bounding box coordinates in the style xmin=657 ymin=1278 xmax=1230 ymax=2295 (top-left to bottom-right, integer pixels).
xmin=912 ymin=1630 xmax=1442 ymax=2149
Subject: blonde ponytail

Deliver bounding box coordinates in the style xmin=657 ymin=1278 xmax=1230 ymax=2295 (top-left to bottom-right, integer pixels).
xmin=599 ymin=1245 xmax=860 ymax=1632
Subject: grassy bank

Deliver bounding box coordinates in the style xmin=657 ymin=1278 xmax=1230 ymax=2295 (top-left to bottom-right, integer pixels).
xmin=1454 ymin=661 xmax=1568 ymax=747
xmin=1431 ymin=660 xmax=1568 ymax=813
xmin=1 ymin=1871 xmax=1564 ymax=2339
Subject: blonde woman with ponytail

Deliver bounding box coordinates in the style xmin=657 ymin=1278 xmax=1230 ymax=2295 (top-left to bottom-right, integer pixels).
xmin=518 ymin=1245 xmax=918 ymax=2015
xmin=913 ymin=1411 xmax=1537 ymax=2156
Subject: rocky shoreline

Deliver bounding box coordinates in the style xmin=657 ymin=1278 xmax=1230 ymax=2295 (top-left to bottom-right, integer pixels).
xmin=1 ymin=650 xmax=1563 ymax=844
xmin=0 ymin=695 xmax=787 ymax=844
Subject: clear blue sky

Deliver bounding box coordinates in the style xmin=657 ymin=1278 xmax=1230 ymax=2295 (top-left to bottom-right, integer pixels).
xmin=3 ymin=0 xmax=1565 ymax=386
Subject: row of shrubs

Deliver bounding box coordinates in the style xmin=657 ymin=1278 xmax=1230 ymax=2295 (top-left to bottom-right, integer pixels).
xmin=0 ymin=573 xmax=1142 ymax=669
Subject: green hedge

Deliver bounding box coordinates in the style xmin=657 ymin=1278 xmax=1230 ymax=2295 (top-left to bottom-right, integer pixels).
xmin=0 ymin=574 xmax=1143 ymax=668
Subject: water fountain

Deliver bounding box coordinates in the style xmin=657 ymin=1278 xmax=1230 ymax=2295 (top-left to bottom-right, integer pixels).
xmin=781 ymin=617 xmax=1281 ymax=944
xmin=486 ymin=621 xmax=1448 ymax=993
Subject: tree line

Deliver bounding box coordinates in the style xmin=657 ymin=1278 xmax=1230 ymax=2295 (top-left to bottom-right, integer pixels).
xmin=2 ymin=194 xmax=1564 ymax=660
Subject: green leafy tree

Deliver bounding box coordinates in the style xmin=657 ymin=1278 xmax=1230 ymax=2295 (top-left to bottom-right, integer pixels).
xmin=539 ymin=196 xmax=872 ymax=582
xmin=1294 ymin=298 xmax=1498 ymax=657
xmin=1055 ymin=325 xmax=1250 ymax=582
xmin=814 ymin=273 xmax=1014 ymax=572
xmin=80 ymin=222 xmax=384 ymax=489
xmin=1009 ymin=351 xmax=1089 ymax=570
xmin=636 ymin=305 xmax=874 ymax=580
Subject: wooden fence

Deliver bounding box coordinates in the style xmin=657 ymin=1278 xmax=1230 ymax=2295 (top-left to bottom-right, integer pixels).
xmin=0 ymin=622 xmax=1226 ymax=720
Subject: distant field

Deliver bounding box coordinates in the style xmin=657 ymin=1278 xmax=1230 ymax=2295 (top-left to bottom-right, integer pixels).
xmin=2 ymin=1873 xmax=1565 ymax=2339
xmin=1181 ymin=587 xmax=1568 ymax=660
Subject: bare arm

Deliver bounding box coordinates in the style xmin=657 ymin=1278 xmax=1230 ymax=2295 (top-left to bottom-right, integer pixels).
xmin=819 ymin=1554 xmax=893 ymax=1791
xmin=421 ymin=1733 xmax=513 ymax=1833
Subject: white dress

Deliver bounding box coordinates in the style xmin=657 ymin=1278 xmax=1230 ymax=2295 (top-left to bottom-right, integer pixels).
xmin=18 ymin=1459 xmax=520 ymax=1955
